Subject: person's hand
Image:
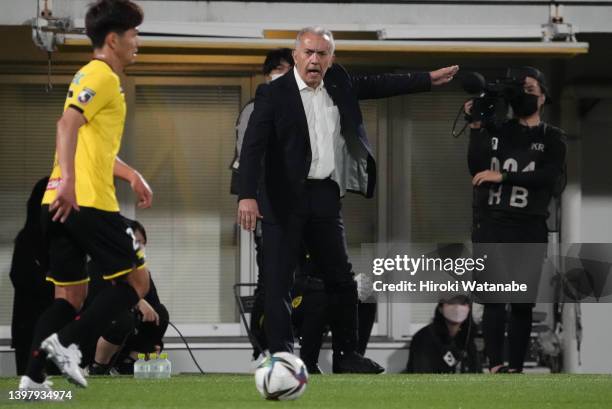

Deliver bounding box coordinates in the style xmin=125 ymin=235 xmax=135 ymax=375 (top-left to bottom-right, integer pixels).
xmin=137 ymin=299 xmax=159 ymax=325
xmin=49 ymin=178 xmax=80 ymax=223
xmin=430 ymin=65 xmax=459 ymax=86
xmin=130 ymin=172 xmax=153 ymax=209
xmin=464 ymin=100 xmax=482 ymax=129
xmin=472 ymin=170 xmax=503 ymax=186
xmin=237 ymin=199 xmax=262 ymax=231
xmin=464 ymin=100 xmax=473 ymax=116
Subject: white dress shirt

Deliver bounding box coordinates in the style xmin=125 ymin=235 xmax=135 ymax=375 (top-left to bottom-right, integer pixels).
xmin=294 ymin=67 xmax=341 ymax=180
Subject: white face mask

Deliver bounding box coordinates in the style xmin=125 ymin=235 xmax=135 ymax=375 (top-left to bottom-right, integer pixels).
xmin=442 ymin=304 xmax=470 ymax=324
xmin=269 ymin=73 xmax=284 ymax=82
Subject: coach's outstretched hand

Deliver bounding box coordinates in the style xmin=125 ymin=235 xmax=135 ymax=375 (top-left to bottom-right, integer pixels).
xmin=430 ymin=65 xmax=459 ymax=86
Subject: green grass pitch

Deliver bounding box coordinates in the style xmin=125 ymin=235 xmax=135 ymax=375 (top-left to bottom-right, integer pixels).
xmin=1 ymin=374 xmax=611 ymax=408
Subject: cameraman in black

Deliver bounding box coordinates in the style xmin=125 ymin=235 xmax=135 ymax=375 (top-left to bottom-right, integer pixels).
xmin=464 ymin=67 xmax=566 ymax=373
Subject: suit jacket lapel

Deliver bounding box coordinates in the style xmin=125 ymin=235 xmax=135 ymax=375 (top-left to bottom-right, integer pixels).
xmin=283 ymin=72 xmax=309 ymax=140
xmin=323 ymin=69 xmax=352 ymax=139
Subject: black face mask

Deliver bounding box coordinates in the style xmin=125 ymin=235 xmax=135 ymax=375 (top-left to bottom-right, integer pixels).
xmin=510 ymin=93 xmax=540 ymax=118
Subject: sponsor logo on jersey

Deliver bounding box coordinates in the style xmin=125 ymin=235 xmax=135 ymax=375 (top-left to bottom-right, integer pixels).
xmin=531 ymin=143 xmax=545 ymax=152
xmin=291 ymin=296 xmax=303 ymax=309
xmin=77 ymin=88 xmax=96 ymax=105
xmin=46 ymin=178 xmax=61 ymax=190
xmin=72 ymin=72 xmax=85 ymax=85
xmin=443 ymin=350 xmax=457 ymax=367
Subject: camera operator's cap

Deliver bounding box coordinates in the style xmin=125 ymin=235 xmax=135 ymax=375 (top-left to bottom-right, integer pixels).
xmin=508 ymin=66 xmax=553 ymax=104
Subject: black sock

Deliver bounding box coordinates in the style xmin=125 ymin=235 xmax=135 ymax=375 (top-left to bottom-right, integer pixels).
xmin=57 ymin=281 xmax=140 ymax=347
xmin=508 ymin=303 xmax=533 ymax=371
xmin=483 ymin=303 xmax=507 ymax=369
xmin=25 ymin=299 xmax=77 ymax=383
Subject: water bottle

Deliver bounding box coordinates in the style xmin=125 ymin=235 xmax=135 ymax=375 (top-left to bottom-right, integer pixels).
xmin=158 ymin=353 xmax=172 ymax=379
xmin=148 ymin=353 xmax=159 ymax=379
xmin=133 ymin=353 xmax=148 ymax=379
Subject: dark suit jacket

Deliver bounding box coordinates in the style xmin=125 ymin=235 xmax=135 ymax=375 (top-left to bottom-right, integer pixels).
xmin=239 ymin=64 xmax=431 ymax=222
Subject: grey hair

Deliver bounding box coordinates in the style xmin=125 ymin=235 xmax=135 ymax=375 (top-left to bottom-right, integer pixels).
xmin=295 ymin=26 xmax=335 ymax=55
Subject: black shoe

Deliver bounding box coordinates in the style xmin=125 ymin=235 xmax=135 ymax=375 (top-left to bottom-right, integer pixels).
xmin=114 ymin=357 xmax=136 ymax=375
xmin=332 ymin=352 xmax=385 ymax=374
xmin=88 ymin=362 xmax=111 ymax=375
xmin=305 ymin=363 xmax=323 ymax=375
xmin=493 ymin=366 xmax=523 ymax=374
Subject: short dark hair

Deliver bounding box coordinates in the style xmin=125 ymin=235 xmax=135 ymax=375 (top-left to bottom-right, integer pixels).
xmin=262 ymin=48 xmax=294 ymax=76
xmin=130 ymin=219 xmax=147 ymax=245
xmin=85 ymin=0 xmax=143 ymax=49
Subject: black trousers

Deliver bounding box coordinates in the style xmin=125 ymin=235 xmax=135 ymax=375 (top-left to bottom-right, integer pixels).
xmin=472 ymin=216 xmax=548 ymax=371
xmin=261 ymin=179 xmax=357 ymax=353
xmin=248 ymin=231 xmax=268 ymax=359
xmin=357 ymin=302 xmax=377 ymax=356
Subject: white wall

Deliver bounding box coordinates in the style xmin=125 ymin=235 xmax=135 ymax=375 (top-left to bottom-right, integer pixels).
xmin=2 ymin=1 xmax=612 ymax=34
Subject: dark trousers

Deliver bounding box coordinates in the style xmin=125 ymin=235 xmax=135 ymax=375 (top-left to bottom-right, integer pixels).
xmin=249 ymin=231 xmax=268 ymax=359
xmin=472 ymin=215 xmax=548 ymax=371
xmin=295 ymin=287 xmax=328 ymax=366
xmin=357 ymin=302 xmax=377 ymax=356
xmin=261 ymin=179 xmax=357 ymax=353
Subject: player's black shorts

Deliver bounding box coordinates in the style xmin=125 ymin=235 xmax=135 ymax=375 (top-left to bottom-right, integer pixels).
xmin=42 ymin=205 xmax=146 ymax=286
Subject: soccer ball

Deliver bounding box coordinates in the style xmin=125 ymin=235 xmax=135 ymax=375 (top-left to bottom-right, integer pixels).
xmin=254 ymin=352 xmax=309 ymax=400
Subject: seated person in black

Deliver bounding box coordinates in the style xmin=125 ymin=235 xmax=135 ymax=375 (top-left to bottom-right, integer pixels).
xmin=10 ymin=177 xmax=54 ymax=375
xmin=84 ymin=219 xmax=169 ymax=374
xmin=405 ymin=295 xmax=481 ymax=373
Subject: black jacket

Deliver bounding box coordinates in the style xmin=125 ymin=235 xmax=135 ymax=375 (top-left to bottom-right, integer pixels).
xmin=405 ymin=320 xmax=481 ymax=374
xmin=468 ymin=119 xmax=566 ymax=220
xmin=239 ymin=64 xmax=431 ymax=221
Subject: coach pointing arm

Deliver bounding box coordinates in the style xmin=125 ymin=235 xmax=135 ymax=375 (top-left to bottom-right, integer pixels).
xmin=430 ymin=66 xmax=459 ymax=86
xmin=236 ymin=64 xmax=459 ymax=230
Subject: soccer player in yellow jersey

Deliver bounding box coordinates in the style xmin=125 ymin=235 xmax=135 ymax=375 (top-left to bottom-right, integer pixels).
xmin=19 ymin=0 xmax=151 ymax=392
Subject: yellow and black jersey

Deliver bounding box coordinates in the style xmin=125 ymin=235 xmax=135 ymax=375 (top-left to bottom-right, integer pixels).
xmin=42 ymin=59 xmax=126 ymax=212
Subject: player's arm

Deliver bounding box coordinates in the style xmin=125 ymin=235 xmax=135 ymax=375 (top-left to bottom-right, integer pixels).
xmin=114 ymin=157 xmax=153 ymax=208
xmin=52 ymin=68 xmax=118 ymax=221
xmin=49 ymin=107 xmax=86 ymax=222
xmin=136 ymin=299 xmax=160 ymax=325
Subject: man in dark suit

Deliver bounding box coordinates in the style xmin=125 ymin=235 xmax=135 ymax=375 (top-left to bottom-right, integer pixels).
xmin=238 ymin=26 xmax=458 ymax=373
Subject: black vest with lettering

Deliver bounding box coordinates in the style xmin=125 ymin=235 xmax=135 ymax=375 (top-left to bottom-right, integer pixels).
xmin=473 ymin=119 xmax=565 ymax=222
